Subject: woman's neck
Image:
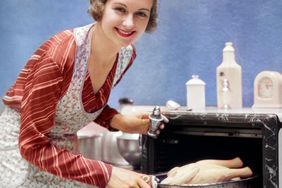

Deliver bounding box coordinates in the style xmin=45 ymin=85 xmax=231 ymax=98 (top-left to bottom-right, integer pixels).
xmin=90 ymin=23 xmax=119 ymax=65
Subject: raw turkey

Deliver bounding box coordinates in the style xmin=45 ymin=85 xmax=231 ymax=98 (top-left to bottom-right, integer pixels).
xmin=161 ymin=157 xmax=253 ymax=185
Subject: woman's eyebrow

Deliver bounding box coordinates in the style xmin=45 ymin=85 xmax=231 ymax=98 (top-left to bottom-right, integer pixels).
xmin=138 ymin=8 xmax=150 ymax=13
xmin=112 ymin=3 xmax=127 ymax=7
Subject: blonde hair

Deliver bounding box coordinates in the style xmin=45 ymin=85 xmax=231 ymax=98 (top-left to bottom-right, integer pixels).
xmin=88 ymin=0 xmax=158 ymax=33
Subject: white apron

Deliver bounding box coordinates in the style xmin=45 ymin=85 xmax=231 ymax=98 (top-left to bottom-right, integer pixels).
xmin=0 ymin=24 xmax=134 ymax=188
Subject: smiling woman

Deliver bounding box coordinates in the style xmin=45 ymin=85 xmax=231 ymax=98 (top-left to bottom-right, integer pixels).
xmin=0 ymin=0 xmax=161 ymax=188
xmin=89 ymin=0 xmax=157 ymax=48
xmin=88 ymin=0 xmax=157 ymax=33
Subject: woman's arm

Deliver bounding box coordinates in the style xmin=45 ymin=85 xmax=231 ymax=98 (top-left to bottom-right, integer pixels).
xmin=110 ymin=114 xmax=150 ymax=134
xmin=19 ymin=31 xmax=112 ymax=187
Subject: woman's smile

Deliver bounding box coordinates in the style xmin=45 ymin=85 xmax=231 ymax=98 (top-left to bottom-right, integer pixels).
xmin=115 ymin=27 xmax=136 ymax=38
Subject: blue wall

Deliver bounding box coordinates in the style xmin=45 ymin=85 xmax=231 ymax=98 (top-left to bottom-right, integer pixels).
xmin=1 ymin=0 xmax=282 ymax=108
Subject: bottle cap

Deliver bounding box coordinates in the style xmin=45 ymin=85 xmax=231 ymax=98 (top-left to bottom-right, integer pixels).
xmin=223 ymin=42 xmax=235 ymax=52
xmin=186 ymin=75 xmax=206 ymax=86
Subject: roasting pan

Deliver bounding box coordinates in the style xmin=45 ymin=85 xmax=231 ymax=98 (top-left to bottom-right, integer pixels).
xmin=150 ymin=173 xmax=260 ymax=188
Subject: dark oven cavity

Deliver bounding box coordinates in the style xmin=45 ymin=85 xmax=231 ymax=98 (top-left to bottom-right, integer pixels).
xmin=141 ymin=112 xmax=281 ymax=188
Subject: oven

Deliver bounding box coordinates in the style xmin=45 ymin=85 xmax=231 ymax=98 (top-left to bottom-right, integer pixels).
xmin=140 ymin=108 xmax=282 ymax=188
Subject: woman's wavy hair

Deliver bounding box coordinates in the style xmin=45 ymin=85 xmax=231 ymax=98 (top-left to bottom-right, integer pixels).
xmin=88 ymin=0 xmax=158 ymax=33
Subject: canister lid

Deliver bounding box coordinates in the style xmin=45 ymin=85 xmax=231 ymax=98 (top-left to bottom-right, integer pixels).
xmin=186 ymin=75 xmax=206 ymax=85
xmin=223 ymin=42 xmax=235 ymax=52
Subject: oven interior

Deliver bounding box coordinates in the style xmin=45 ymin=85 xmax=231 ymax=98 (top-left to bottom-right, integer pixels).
xmin=141 ymin=122 xmax=263 ymax=186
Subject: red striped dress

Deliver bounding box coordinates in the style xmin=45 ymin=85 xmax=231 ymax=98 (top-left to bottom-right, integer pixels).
xmin=0 ymin=24 xmax=136 ymax=188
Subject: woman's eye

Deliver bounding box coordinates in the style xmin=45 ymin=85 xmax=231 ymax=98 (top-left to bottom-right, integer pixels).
xmin=135 ymin=11 xmax=148 ymax=18
xmin=114 ymin=7 xmax=127 ymax=14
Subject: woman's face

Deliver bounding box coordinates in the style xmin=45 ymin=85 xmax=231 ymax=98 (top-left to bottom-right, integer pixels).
xmin=99 ymin=0 xmax=153 ymax=48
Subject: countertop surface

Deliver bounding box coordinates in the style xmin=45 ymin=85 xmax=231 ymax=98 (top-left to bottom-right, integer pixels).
xmin=121 ymin=105 xmax=282 ymax=123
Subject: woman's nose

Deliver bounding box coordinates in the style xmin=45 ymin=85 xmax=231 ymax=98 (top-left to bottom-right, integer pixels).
xmin=122 ymin=14 xmax=134 ymax=28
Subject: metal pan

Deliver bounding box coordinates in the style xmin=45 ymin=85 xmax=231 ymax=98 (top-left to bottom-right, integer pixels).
xmin=148 ymin=173 xmax=260 ymax=188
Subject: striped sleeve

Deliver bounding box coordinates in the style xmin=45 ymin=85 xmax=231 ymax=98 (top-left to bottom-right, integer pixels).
xmin=18 ymin=30 xmax=112 ymax=188
xmin=94 ymin=105 xmax=119 ymax=131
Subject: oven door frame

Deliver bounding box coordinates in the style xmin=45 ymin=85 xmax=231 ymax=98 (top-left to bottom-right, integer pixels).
xmin=141 ymin=112 xmax=281 ymax=188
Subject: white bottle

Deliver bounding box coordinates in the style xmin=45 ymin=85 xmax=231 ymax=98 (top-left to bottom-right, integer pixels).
xmin=186 ymin=75 xmax=206 ymax=110
xmin=216 ymin=42 xmax=242 ymax=109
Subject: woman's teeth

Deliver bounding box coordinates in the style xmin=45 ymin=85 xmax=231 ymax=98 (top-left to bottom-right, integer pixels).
xmin=117 ymin=28 xmax=134 ymax=37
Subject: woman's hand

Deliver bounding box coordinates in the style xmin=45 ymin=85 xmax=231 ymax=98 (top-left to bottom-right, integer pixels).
xmin=110 ymin=113 xmax=166 ymax=135
xmin=142 ymin=114 xmax=167 ymax=136
xmin=106 ymin=167 xmax=151 ymax=188
xmin=111 ymin=114 xmax=150 ymax=134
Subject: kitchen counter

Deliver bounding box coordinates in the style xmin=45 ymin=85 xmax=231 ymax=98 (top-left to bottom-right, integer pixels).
xmin=121 ymin=105 xmax=282 ymax=123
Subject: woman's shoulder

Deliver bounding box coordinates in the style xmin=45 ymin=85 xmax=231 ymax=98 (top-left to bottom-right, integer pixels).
xmin=47 ymin=29 xmax=76 ymax=56
xmin=48 ymin=24 xmax=94 ymax=68
xmin=39 ymin=29 xmax=77 ymax=73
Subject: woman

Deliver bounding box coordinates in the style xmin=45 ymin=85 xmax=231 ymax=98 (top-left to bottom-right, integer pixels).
xmin=0 ymin=0 xmax=159 ymax=187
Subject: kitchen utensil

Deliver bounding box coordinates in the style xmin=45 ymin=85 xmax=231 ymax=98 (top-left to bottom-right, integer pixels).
xmin=118 ymin=97 xmax=134 ymax=106
xmin=148 ymin=106 xmax=169 ymax=138
xmin=166 ymin=100 xmax=181 ymax=110
xmin=116 ymin=133 xmax=141 ymax=169
xmin=252 ymin=71 xmax=282 ymax=108
xmin=100 ymin=97 xmax=135 ymax=167
xmin=102 ymin=131 xmax=130 ymax=166
xmin=77 ymin=133 xmax=103 ymax=160
xmin=154 ymin=173 xmax=259 ymax=188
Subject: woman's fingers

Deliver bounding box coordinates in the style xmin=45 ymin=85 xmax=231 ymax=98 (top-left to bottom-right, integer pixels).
xmin=155 ymin=124 xmax=165 ymax=135
xmin=159 ymin=124 xmax=165 ymax=129
xmin=141 ymin=175 xmax=151 ymax=183
xmin=106 ymin=167 xmax=151 ymax=188
xmin=161 ymin=114 xmax=169 ymax=123
xmin=140 ymin=114 xmax=149 ymax=119
xmin=138 ymin=176 xmax=152 ymax=188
